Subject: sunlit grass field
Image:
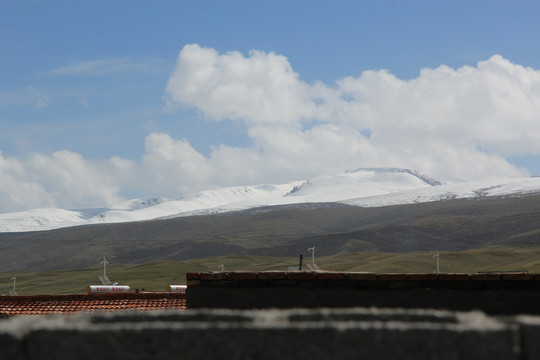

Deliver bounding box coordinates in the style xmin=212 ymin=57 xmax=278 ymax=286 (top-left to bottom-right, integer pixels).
xmin=2 ymin=245 xmax=540 ymax=295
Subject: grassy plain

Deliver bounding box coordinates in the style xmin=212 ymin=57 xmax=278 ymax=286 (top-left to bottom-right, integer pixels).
xmin=2 ymin=245 xmax=540 ymax=295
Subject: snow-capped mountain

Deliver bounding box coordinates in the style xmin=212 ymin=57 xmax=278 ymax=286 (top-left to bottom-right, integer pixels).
xmin=1 ymin=168 xmax=540 ymax=233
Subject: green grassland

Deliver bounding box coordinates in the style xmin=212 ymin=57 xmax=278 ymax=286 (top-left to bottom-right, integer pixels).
xmin=2 ymin=245 xmax=540 ymax=295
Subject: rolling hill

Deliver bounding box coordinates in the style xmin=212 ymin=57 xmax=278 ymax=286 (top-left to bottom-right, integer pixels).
xmin=1 ymin=194 xmax=540 ymax=272
xmin=1 ymin=167 xmax=540 ymax=273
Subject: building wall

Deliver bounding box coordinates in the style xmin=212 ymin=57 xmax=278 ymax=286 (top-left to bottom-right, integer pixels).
xmin=1 ymin=307 xmax=540 ymax=360
xmin=186 ymin=271 xmax=540 ymax=314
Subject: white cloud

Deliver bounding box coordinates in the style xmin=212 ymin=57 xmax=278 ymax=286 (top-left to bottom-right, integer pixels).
xmin=165 ymin=44 xmax=315 ymax=125
xmin=0 ymin=150 xmax=122 ymax=212
xmin=0 ymin=151 xmax=56 ymax=212
xmin=25 ymin=151 xmax=123 ymax=209
xmin=47 ymin=58 xmax=167 ymax=76
xmin=0 ymin=86 xmax=51 ymax=109
xmin=2 ymin=45 xmax=540 ymax=212
xmin=140 ymin=133 xmax=212 ymax=194
xmin=165 ymin=45 xmax=539 ymax=183
xmin=332 ymin=55 xmax=540 ymax=157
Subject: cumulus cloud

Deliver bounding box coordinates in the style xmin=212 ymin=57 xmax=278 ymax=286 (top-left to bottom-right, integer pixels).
xmin=166 ymin=44 xmax=316 ymax=125
xmin=25 ymin=151 xmax=123 ymax=209
xmin=0 ymin=151 xmax=56 ymax=212
xmin=0 ymin=150 xmax=122 ymax=212
xmin=140 ymin=133 xmax=212 ymax=194
xmin=2 ymin=45 xmax=540 ymax=212
xmin=165 ymin=45 xmax=539 ymax=183
xmin=331 ymin=56 xmax=540 ymax=157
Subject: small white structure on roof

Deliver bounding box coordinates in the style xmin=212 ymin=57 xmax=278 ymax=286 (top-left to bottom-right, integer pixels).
xmin=167 ymin=285 xmax=187 ymax=293
xmin=86 ymin=285 xmax=130 ymax=294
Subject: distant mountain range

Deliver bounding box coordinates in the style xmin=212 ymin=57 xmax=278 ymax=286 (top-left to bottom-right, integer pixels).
xmin=1 ymin=167 xmax=540 ymax=272
xmin=2 ymin=167 xmax=540 ymax=233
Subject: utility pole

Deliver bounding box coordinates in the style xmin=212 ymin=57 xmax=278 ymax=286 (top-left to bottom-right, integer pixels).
xmin=101 ymin=256 xmax=109 ymax=279
xmin=308 ymin=247 xmax=315 ymax=265
xmin=433 ymin=252 xmax=440 ymax=274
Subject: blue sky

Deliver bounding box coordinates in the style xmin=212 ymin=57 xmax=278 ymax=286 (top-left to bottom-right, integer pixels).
xmin=1 ymin=1 xmax=540 ymax=212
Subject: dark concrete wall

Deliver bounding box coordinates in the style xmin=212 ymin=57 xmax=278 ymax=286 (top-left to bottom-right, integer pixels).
xmin=1 ymin=308 xmax=540 ymax=360
xmin=187 ymin=271 xmax=540 ymax=314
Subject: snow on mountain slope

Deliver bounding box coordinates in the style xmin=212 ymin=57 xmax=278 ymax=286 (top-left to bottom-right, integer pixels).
xmin=88 ymin=183 xmax=300 ymax=223
xmin=285 ymin=168 xmax=436 ymax=202
xmin=0 ymin=208 xmax=88 ymax=233
xmin=344 ymin=176 xmax=540 ymax=207
xmin=1 ymin=168 xmax=540 ymax=233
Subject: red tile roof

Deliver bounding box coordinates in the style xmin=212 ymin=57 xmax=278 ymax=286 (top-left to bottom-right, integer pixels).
xmin=0 ymin=292 xmax=186 ymax=317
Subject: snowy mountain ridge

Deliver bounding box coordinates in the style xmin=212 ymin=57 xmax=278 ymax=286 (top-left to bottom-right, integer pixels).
xmin=1 ymin=168 xmax=540 ymax=233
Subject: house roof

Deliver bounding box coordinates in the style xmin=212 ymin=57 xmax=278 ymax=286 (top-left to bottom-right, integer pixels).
xmin=0 ymin=292 xmax=187 ymax=317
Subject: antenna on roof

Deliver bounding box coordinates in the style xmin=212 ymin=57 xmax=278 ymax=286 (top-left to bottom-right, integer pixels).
xmin=9 ymin=277 xmax=17 ymax=296
xmin=308 ymin=247 xmax=315 ymax=265
xmin=99 ymin=256 xmax=112 ymax=285
xmin=433 ymin=252 xmax=440 ymax=274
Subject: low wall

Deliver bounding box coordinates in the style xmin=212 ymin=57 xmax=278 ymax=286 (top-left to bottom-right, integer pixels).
xmin=186 ymin=271 xmax=540 ymax=314
xmin=1 ymin=308 xmax=540 ymax=359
